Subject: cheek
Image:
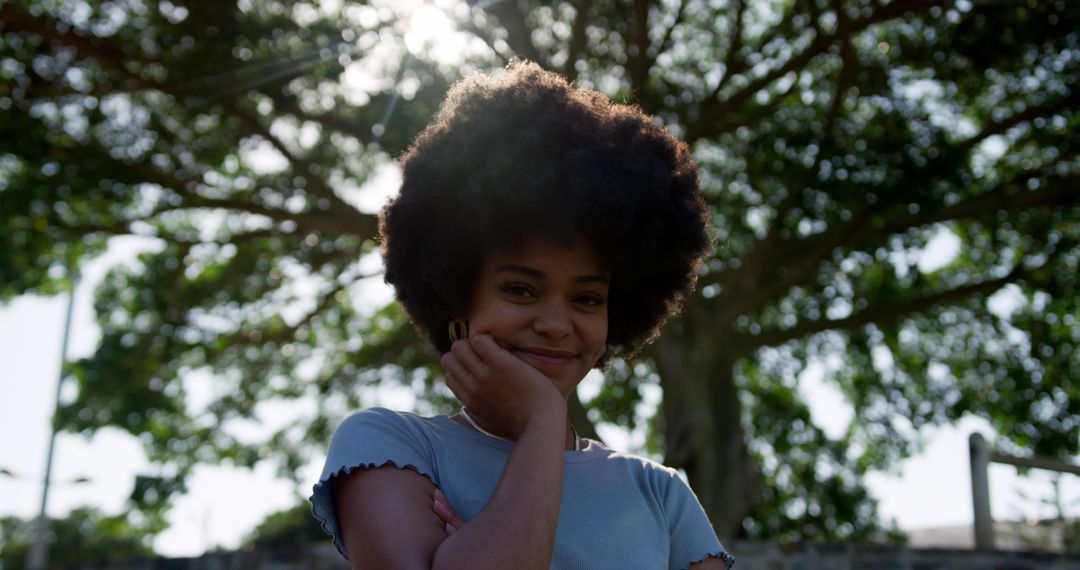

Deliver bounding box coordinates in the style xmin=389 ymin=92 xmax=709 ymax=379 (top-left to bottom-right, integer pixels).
xmin=467 ymin=302 xmax=525 ymax=334
xmin=584 ymin=315 xmax=608 ymax=353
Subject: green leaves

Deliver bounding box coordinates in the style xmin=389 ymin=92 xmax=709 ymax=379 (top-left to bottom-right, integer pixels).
xmin=0 ymin=507 xmax=154 ymax=569
xmin=243 ymin=499 xmax=326 ymax=550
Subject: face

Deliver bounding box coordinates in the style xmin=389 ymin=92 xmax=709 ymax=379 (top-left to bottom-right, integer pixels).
xmin=464 ymin=240 xmax=609 ymax=397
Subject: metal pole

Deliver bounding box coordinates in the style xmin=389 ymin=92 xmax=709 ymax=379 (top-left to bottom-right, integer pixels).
xmin=26 ymin=270 xmax=79 ymax=570
xmin=990 ymin=451 xmax=1080 ymax=476
xmin=969 ymin=432 xmax=995 ymax=550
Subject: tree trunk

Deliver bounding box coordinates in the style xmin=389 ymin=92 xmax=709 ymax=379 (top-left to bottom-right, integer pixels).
xmin=568 ymin=390 xmax=601 ymax=442
xmin=654 ymin=325 xmax=760 ymax=538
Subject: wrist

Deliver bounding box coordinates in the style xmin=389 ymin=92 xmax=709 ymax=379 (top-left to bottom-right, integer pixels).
xmin=522 ymin=400 xmax=567 ymax=433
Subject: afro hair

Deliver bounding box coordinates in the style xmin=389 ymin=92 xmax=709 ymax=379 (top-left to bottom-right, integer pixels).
xmin=380 ymin=61 xmax=710 ymax=362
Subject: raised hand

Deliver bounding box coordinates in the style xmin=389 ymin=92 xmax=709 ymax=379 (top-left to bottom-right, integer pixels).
xmin=440 ymin=334 xmax=567 ymax=440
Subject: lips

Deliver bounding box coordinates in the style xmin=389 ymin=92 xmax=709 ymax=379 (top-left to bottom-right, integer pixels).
xmin=514 ymin=346 xmax=578 ymax=366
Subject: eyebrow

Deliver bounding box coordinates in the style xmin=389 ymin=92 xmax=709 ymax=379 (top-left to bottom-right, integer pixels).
xmin=495 ymin=264 xmax=609 ymax=285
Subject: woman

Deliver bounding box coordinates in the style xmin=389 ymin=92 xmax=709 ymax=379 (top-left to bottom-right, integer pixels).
xmin=310 ymin=62 xmax=735 ymax=569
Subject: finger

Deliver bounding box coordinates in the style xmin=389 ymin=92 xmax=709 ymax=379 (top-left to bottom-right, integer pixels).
xmin=429 ymin=490 xmax=464 ymax=528
xmin=432 ymin=496 xmax=455 ymax=524
xmin=450 ymin=339 xmax=485 ymax=376
xmin=442 ymin=369 xmax=467 ymax=404
xmin=469 ymin=334 xmax=508 ymax=363
xmin=432 ymin=494 xmax=463 ymax=535
xmin=434 ymin=490 xmax=464 ymax=524
xmin=441 ymin=354 xmax=471 ymax=389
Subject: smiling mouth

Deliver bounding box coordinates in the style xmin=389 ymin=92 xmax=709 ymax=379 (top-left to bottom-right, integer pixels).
xmin=513 ymin=347 xmax=578 ymax=366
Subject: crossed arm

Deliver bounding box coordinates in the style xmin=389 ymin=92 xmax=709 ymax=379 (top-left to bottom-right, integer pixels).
xmin=331 ymin=336 xmax=730 ymax=569
xmin=333 ymin=411 xmax=566 ymax=569
xmin=334 ymin=336 xmax=568 ymax=570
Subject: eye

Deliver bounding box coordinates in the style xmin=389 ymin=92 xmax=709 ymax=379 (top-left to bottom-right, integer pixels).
xmin=573 ymin=293 xmax=607 ymax=307
xmin=498 ymin=281 xmax=536 ymax=298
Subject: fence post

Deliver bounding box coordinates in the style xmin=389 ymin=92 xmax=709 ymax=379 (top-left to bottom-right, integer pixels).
xmin=969 ymin=433 xmax=994 ymax=550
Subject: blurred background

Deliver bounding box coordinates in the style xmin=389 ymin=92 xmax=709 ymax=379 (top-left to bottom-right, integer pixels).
xmin=1 ymin=0 xmax=1078 ymax=566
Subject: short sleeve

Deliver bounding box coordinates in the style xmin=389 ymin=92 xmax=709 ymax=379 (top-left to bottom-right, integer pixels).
xmin=309 ymin=407 xmax=438 ymax=559
xmin=664 ymin=474 xmax=736 ymax=569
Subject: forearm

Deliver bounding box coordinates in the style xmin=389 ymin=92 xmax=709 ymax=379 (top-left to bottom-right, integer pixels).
xmin=432 ymin=411 xmax=566 ymax=570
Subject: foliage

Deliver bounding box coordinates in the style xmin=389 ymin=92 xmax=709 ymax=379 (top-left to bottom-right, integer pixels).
xmin=0 ymin=508 xmax=153 ymax=570
xmin=1 ymin=0 xmax=1077 ymax=542
xmin=243 ymin=499 xmax=327 ymax=551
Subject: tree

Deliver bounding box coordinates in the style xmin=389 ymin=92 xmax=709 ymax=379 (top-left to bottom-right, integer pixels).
xmin=1 ymin=0 xmax=1077 ymax=542
xmin=0 ymin=508 xmax=154 ymax=569
xmin=243 ymin=499 xmax=329 ymax=551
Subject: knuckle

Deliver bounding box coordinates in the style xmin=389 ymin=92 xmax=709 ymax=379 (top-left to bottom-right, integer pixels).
xmin=473 ymin=335 xmax=496 ymax=354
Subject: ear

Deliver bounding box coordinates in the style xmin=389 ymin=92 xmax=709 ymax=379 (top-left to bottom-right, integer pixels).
xmin=448 ymin=319 xmax=471 ymax=342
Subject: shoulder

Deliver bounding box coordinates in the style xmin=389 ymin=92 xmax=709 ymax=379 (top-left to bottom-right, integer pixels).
xmin=601 ymin=448 xmax=682 ymax=483
xmin=332 ymin=407 xmax=440 ymax=440
xmin=337 ymin=406 xmax=426 ymax=428
xmin=580 ymin=446 xmax=694 ymax=505
xmin=322 ymin=407 xmax=450 ymax=485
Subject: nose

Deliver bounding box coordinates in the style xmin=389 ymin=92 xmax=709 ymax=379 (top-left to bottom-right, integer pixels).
xmin=533 ymin=302 xmax=572 ymax=339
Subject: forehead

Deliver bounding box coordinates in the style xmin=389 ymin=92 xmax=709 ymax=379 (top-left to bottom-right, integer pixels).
xmin=484 ymin=240 xmax=607 ymax=276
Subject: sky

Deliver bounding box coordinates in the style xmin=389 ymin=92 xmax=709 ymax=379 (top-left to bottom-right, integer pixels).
xmin=1 ymin=233 xmax=1078 ymax=556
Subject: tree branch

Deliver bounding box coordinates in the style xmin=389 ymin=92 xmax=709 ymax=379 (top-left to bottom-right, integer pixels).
xmin=76 ymin=221 xmax=290 ymax=247
xmin=460 ymin=12 xmax=512 ymax=67
xmin=722 ymin=210 xmax=874 ymax=328
xmin=226 ymin=267 xmax=380 ymax=348
xmin=274 ymin=279 xmax=352 ymax=341
xmin=706 ymin=0 xmax=747 ymax=104
xmin=268 ymin=96 xmax=377 ymax=146
xmin=709 ymin=67 xmax=800 ymax=133
xmin=189 ymin=247 xmax=377 ymax=362
xmin=746 ymin=265 xmax=1026 ymax=349
xmin=885 ymin=172 xmax=1080 ymax=233
xmin=100 ymin=145 xmax=371 ymax=239
xmin=224 ymin=101 xmax=367 ymax=227
xmin=482 ymin=0 xmax=546 ymax=65
xmin=722 ymin=164 xmax=1078 ymax=343
xmin=758 ymin=168 xmax=1075 ymax=311
xmin=715 ymin=95 xmax=1079 ymax=323
xmin=691 ymin=30 xmax=829 ymax=142
xmin=184 ymin=194 xmax=371 ymax=237
xmin=825 ymin=38 xmax=856 ymax=134
xmin=690 ymin=0 xmax=947 ymax=143
xmin=562 ymin=0 xmax=593 ymax=80
xmin=9 ymin=7 xmax=381 ymax=243
xmin=957 ymin=89 xmax=1080 ymax=155
xmin=629 ymin=0 xmax=652 ymax=93
xmin=0 ymin=4 xmax=152 ymax=87
xmin=654 ymin=0 xmax=689 ymax=62
xmin=744 ymin=0 xmax=801 ymax=68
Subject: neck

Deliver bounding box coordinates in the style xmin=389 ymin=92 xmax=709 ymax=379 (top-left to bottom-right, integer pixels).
xmin=459 ymin=407 xmax=581 ymax=451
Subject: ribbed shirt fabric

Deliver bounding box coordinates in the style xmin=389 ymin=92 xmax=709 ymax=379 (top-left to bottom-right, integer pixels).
xmin=310 ymin=407 xmax=735 ymax=569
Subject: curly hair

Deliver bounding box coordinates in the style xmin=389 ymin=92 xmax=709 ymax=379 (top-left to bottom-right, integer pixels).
xmin=379 ymin=61 xmax=710 ymax=363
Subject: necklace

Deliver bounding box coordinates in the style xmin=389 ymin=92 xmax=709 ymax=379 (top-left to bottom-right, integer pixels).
xmin=459 ymin=407 xmax=583 ymax=451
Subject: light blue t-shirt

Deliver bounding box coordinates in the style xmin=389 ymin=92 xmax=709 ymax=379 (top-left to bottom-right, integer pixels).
xmin=310 ymin=407 xmax=735 ymax=569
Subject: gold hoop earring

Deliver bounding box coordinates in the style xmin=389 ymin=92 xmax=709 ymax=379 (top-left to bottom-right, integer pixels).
xmin=448 ymin=320 xmax=469 ymax=342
